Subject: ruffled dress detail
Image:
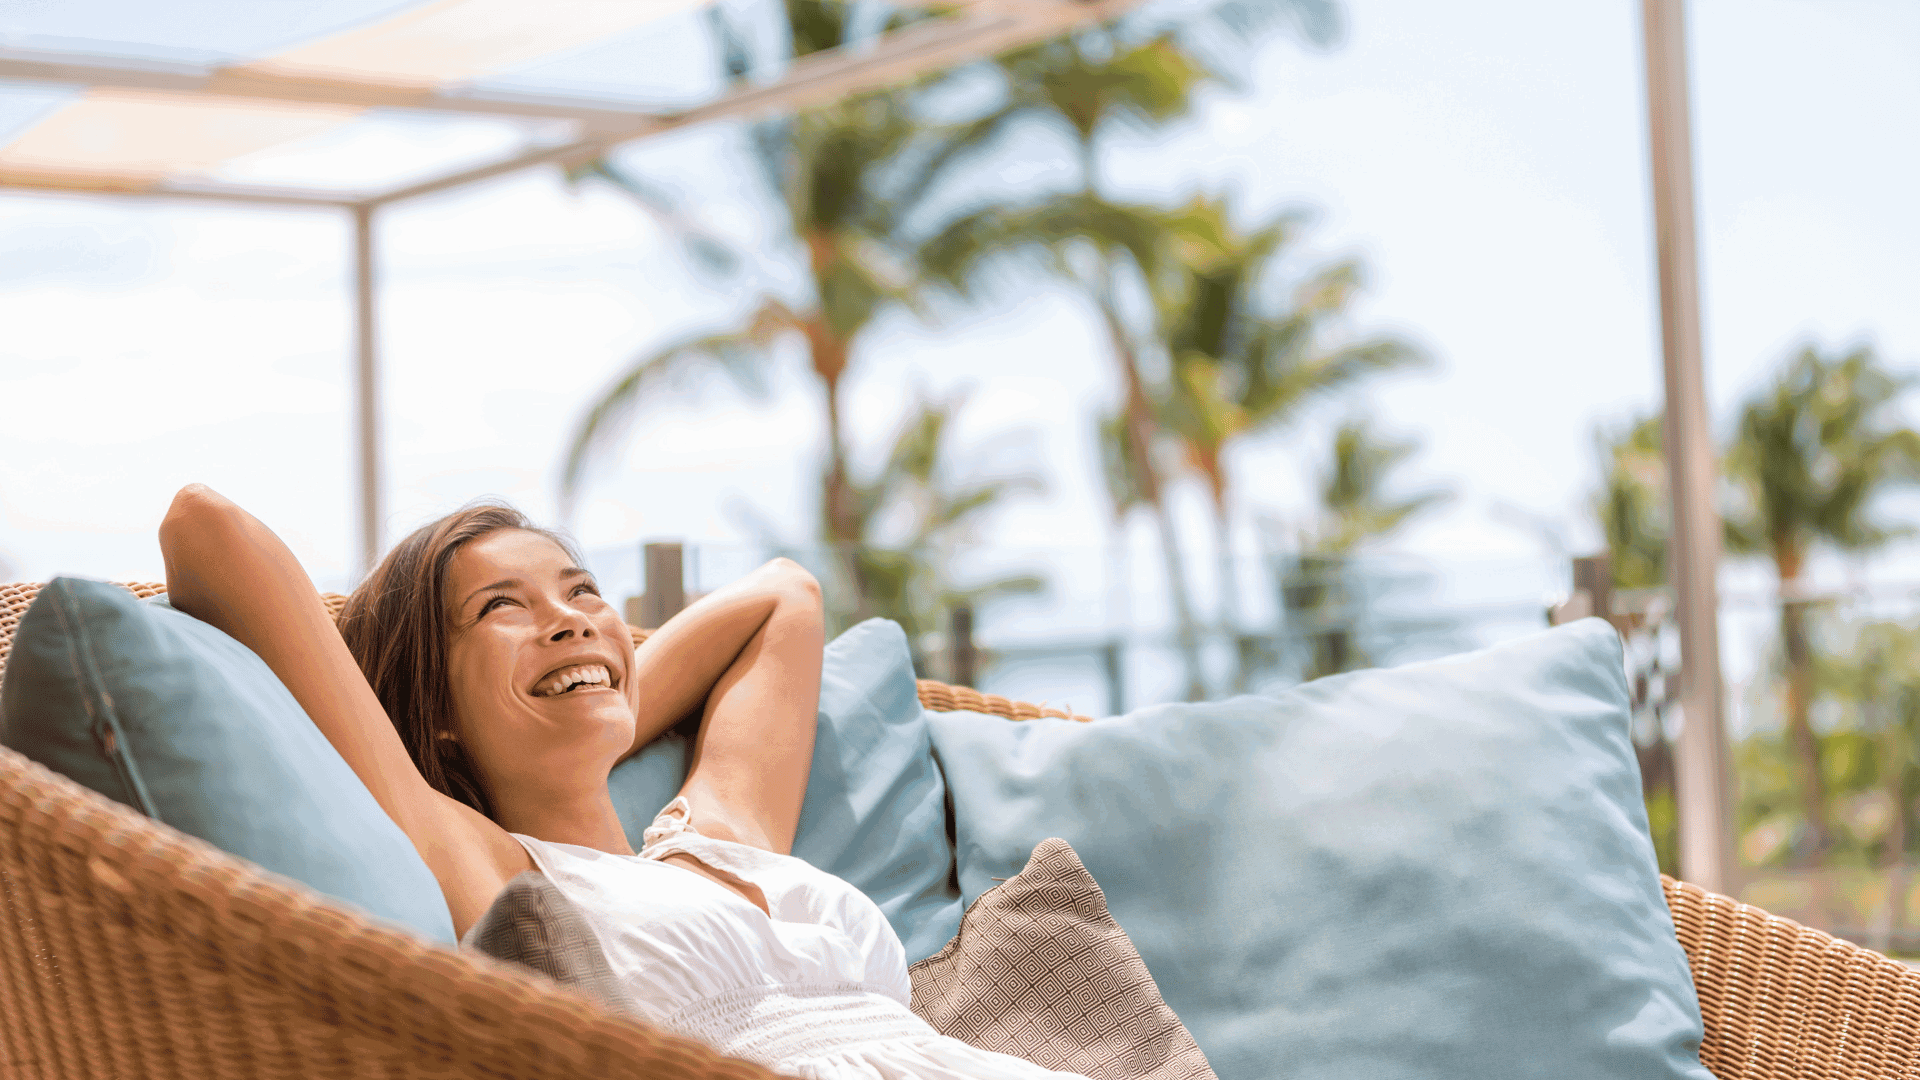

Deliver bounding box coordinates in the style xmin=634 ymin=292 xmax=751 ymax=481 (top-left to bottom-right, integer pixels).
xmin=511 ymin=797 xmax=1091 ymax=1079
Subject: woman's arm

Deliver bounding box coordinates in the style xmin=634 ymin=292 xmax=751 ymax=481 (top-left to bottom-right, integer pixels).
xmin=624 ymin=559 xmax=823 ymax=854
xmin=158 ymin=485 xmax=522 ymax=927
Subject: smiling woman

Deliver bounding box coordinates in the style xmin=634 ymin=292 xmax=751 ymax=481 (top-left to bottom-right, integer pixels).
xmin=157 ymin=485 xmax=1097 ymax=1079
xmin=158 ymin=484 xmax=822 ymax=934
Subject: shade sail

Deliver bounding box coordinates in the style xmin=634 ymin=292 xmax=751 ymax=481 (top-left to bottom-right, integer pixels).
xmin=0 ymin=0 xmax=1143 ymax=206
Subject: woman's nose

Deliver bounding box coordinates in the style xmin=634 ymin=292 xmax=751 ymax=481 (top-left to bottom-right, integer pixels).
xmin=547 ymin=611 xmax=594 ymax=643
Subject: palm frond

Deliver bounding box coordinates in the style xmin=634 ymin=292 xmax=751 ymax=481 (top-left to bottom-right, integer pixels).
xmin=573 ymin=159 xmax=741 ymax=277
xmin=558 ymin=298 xmax=802 ymax=517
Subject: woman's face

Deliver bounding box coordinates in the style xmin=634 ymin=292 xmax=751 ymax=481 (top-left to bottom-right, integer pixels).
xmin=441 ymin=529 xmax=639 ymax=800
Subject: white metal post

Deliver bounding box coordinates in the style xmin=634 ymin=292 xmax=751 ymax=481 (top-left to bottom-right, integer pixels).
xmin=351 ymin=203 xmax=382 ymax=582
xmin=1641 ymin=0 xmax=1733 ymax=893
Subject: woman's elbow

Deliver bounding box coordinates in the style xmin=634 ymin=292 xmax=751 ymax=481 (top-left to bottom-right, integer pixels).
xmin=159 ymin=484 xmax=237 ymax=551
xmin=759 ymin=557 xmax=822 ymax=607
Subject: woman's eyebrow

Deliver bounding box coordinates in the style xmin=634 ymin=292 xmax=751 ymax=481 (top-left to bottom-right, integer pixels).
xmin=463 ymin=578 xmax=519 ymax=610
xmin=559 ymin=566 xmax=592 ymax=582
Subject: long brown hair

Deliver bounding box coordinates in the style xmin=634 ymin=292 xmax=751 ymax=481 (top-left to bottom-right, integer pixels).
xmin=338 ymin=501 xmax=583 ymax=819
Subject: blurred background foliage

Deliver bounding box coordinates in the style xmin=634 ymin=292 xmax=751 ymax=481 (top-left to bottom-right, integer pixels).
xmin=561 ymin=0 xmax=1424 ymax=691
xmin=543 ymin=0 xmax=1920 ymax=950
xmin=1594 ymin=344 xmax=1920 ymax=951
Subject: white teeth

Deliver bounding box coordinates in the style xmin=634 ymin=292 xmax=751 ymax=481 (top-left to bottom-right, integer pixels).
xmin=534 ymin=664 xmax=612 ymax=697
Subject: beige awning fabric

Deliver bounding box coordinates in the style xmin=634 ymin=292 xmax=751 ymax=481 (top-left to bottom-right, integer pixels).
xmin=234 ymin=0 xmax=712 ymax=87
xmin=0 ymin=0 xmax=1142 ymax=205
xmin=0 ymin=0 xmax=714 ymax=199
xmin=0 ymin=89 xmax=361 ymax=182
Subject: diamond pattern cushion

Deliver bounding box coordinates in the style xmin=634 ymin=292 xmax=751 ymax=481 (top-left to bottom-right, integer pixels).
xmin=460 ymin=871 xmax=640 ymax=1016
xmin=909 ymin=838 xmax=1216 ymax=1080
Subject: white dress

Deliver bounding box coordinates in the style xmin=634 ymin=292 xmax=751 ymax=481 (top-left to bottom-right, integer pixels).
xmin=511 ymin=797 xmax=1093 ymax=1080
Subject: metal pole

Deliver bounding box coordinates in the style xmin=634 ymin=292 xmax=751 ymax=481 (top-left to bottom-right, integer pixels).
xmin=351 ymin=203 xmax=381 ymax=582
xmin=949 ymin=606 xmax=977 ymax=689
xmin=641 ymin=542 xmax=686 ymax=628
xmin=1641 ymin=0 xmax=1732 ymax=894
xmin=1101 ymin=639 xmax=1125 ymax=716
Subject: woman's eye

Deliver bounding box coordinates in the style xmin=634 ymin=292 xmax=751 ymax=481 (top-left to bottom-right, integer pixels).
xmin=573 ymin=583 xmax=599 ymax=599
xmin=480 ymin=596 xmax=510 ymax=615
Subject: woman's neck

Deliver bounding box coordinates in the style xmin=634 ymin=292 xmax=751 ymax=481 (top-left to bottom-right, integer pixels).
xmin=489 ymin=781 xmax=634 ymax=855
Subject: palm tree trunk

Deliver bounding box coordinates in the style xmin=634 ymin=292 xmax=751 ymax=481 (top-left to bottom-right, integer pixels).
xmin=1779 ymin=594 xmax=1830 ymax=865
xmin=1069 ymin=134 xmax=1202 ymax=699
xmin=1093 ymin=277 xmax=1205 ymax=702
xmin=811 ymin=325 xmax=868 ymax=626
xmin=1870 ymin=717 xmax=1911 ymax=954
xmin=1207 ymin=478 xmax=1255 ymax=694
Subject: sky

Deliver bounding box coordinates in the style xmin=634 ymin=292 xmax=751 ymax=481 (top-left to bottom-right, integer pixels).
xmin=3 ymin=0 xmax=1918 ymax=708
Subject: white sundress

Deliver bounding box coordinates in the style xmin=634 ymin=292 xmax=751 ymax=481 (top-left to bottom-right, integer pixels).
xmin=510 ymin=797 xmax=1094 ymax=1080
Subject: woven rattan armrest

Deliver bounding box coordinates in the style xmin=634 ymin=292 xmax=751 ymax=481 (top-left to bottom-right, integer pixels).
xmin=0 ymin=743 xmax=783 ymax=1080
xmin=3 ymin=581 xmax=1918 ymax=1077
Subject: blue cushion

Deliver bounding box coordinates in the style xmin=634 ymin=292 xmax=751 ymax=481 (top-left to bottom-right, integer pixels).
xmin=609 ymin=617 xmax=963 ymax=962
xmin=926 ymin=619 xmax=1710 ymax=1080
xmin=0 ymin=578 xmax=456 ymax=944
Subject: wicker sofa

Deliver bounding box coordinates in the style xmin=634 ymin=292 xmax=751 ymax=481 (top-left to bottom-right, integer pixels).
xmin=1 ymin=582 xmax=1916 ymax=1080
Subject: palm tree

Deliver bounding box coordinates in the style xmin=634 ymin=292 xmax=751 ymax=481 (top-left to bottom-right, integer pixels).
xmin=1593 ymin=412 xmax=1669 ymax=591
xmin=1276 ymin=418 xmax=1447 ymax=681
xmin=1723 ymin=343 xmax=1920 ymax=864
xmin=1591 ymin=411 xmax=1680 ymax=874
xmin=559 ymin=3 xmax=1014 ymax=619
xmin=1305 ymin=419 xmax=1448 ymax=555
xmin=927 ymin=3 xmax=1340 ymax=701
xmin=930 ymin=192 xmax=1221 ymax=697
xmin=1153 ymin=195 xmax=1422 ymax=686
xmin=1819 ymin=620 xmax=1920 ymax=951
xmin=979 ymin=29 xmax=1216 ymax=699
xmin=834 ymin=393 xmax=1046 ymax=652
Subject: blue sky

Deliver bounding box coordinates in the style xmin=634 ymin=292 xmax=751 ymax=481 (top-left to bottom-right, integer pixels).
xmin=2 ymin=0 xmax=1917 ymax=707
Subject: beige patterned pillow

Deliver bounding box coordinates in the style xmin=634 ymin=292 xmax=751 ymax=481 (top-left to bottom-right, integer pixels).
xmin=460 ymin=871 xmax=640 ymax=1016
xmin=909 ymin=838 xmax=1217 ymax=1080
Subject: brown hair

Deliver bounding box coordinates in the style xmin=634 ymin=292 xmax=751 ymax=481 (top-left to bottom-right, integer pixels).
xmin=337 ymin=501 xmax=583 ymax=819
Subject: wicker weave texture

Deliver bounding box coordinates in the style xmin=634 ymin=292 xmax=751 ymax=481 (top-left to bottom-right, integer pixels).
xmin=1662 ymin=875 xmax=1920 ymax=1079
xmin=0 ymin=582 xmax=166 ymax=684
xmin=0 ymin=743 xmax=782 ymax=1080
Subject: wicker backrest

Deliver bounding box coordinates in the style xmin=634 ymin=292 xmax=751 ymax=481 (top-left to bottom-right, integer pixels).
xmin=1663 ymin=876 xmax=1920 ymax=1078
xmin=3 ymin=580 xmax=1918 ymax=1078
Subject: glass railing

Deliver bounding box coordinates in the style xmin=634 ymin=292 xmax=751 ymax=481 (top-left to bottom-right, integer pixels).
xmin=583 ymin=537 xmax=1920 ymax=953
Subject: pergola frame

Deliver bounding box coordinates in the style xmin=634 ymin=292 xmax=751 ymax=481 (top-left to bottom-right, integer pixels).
xmin=0 ymin=0 xmax=1142 ymax=572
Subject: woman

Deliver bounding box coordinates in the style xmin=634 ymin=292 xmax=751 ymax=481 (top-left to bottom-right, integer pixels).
xmin=160 ymin=484 xmax=1089 ymax=1080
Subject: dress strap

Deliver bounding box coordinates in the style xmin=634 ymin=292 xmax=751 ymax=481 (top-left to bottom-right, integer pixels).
xmin=640 ymin=796 xmax=782 ymax=913
xmin=641 ymin=795 xmax=701 ymax=850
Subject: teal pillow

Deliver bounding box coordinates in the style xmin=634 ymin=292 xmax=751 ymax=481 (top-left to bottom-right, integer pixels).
xmin=610 ymin=618 xmax=963 ymax=962
xmin=0 ymin=578 xmax=456 ymax=944
xmin=927 ymin=619 xmax=1709 ymax=1080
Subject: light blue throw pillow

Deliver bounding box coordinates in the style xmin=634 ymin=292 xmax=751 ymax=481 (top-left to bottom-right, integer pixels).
xmin=927 ymin=619 xmax=1710 ymax=1080
xmin=609 ymin=618 xmax=964 ymax=962
xmin=0 ymin=578 xmax=456 ymax=944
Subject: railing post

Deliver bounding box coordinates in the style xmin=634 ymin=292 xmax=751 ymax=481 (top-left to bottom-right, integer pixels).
xmin=949 ymin=605 xmax=976 ymax=688
xmin=1101 ymin=638 xmax=1125 ymax=717
xmin=638 ymin=542 xmax=686 ymax=628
